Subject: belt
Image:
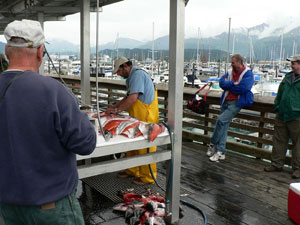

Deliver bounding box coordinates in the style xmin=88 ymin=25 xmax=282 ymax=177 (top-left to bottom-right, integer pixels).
xmin=41 ymin=202 xmax=55 ymax=210
xmin=225 ymin=100 xmax=237 ymax=104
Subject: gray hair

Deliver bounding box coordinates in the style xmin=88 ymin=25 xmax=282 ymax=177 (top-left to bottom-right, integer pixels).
xmin=6 ymin=37 xmax=37 ymax=56
xmin=232 ymin=54 xmax=244 ymax=64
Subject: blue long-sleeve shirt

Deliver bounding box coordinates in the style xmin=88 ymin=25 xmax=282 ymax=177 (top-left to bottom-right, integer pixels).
xmin=0 ymin=70 xmax=96 ymax=206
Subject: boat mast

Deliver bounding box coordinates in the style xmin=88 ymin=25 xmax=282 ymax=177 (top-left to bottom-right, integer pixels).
xmin=116 ymin=32 xmax=119 ymax=59
xmin=232 ymin=33 xmax=235 ymax=55
xmin=152 ymin=22 xmax=155 ymax=77
xmin=208 ymin=46 xmax=211 ymax=67
xmin=279 ymin=30 xmax=284 ymax=68
xmin=293 ymin=40 xmax=297 ymax=56
xmin=248 ymin=29 xmax=252 ymax=66
xmin=197 ymin=27 xmax=200 ymax=69
xmin=226 ymin=17 xmax=231 ymax=72
xmin=250 ymin=37 xmax=255 ymax=67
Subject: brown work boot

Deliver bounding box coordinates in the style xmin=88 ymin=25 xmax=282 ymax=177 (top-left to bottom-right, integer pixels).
xmin=292 ymin=169 xmax=300 ymax=179
xmin=117 ymin=171 xmax=131 ymax=178
xmin=264 ymin=165 xmax=283 ymax=172
xmin=132 ymin=177 xmax=145 ymax=185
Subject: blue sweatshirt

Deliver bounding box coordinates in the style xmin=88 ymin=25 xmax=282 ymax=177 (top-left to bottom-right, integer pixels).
xmin=219 ymin=67 xmax=254 ymax=108
xmin=0 ymin=70 xmax=96 ymax=206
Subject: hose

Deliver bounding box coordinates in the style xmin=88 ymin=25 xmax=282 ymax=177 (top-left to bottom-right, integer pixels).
xmin=147 ymin=122 xmax=207 ymax=225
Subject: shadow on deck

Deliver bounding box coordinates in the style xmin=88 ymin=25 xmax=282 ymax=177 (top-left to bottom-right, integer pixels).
xmin=78 ymin=142 xmax=299 ymax=225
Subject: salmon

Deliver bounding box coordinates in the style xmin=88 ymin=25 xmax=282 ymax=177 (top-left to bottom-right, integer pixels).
xmin=116 ymin=120 xmax=140 ymax=135
xmin=120 ymin=121 xmax=141 ymax=134
xmin=103 ymin=119 xmax=131 ymax=136
xmin=135 ymin=130 xmax=143 ymax=137
xmin=139 ymin=123 xmax=151 ymax=139
xmin=148 ymin=123 xmax=165 ymax=142
xmin=113 ymin=203 xmax=128 ymax=212
xmin=91 ymin=113 xmax=167 ymax=142
xmin=115 ymin=190 xmax=167 ymax=225
xmin=121 ymin=126 xmax=140 ymax=138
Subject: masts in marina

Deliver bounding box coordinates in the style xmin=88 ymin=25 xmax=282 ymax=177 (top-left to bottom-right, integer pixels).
xmin=111 ymin=32 xmax=119 ymax=74
xmin=152 ymin=22 xmax=155 ymax=77
xmin=197 ymin=27 xmax=200 ymax=68
xmin=232 ymin=33 xmax=235 ymax=55
xmin=279 ymin=30 xmax=284 ymax=67
xmin=249 ymin=36 xmax=255 ymax=67
xmin=292 ymin=40 xmax=297 ymax=56
xmin=115 ymin=32 xmax=119 ymax=59
xmin=226 ymin=17 xmax=231 ymax=72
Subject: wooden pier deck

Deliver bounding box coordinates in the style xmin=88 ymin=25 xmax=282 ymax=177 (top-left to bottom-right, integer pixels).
xmin=79 ymin=141 xmax=298 ymax=225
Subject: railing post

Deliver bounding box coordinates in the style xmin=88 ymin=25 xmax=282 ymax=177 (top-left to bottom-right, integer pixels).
xmin=164 ymin=95 xmax=168 ymax=121
xmin=204 ymin=103 xmax=210 ymax=136
xmin=257 ymin=111 xmax=266 ymax=158
xmin=107 ymin=88 xmax=112 ymax=107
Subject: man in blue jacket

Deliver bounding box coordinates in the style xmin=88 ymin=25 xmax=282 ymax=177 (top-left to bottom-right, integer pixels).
xmin=206 ymin=54 xmax=254 ymax=162
xmin=0 ymin=20 xmax=97 ymax=224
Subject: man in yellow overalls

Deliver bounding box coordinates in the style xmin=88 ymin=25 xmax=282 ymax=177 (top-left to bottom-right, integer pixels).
xmin=106 ymin=57 xmax=159 ymax=184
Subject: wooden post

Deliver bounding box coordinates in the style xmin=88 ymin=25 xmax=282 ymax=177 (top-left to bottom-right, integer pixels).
xmin=257 ymin=111 xmax=265 ymax=159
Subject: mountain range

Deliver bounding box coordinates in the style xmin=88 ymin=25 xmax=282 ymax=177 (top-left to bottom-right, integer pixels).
xmin=1 ymin=23 xmax=300 ymax=61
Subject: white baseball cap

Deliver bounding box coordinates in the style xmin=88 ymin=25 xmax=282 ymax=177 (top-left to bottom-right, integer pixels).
xmin=4 ymin=19 xmax=45 ymax=48
xmin=287 ymin=55 xmax=300 ymax=62
xmin=113 ymin=57 xmax=129 ymax=74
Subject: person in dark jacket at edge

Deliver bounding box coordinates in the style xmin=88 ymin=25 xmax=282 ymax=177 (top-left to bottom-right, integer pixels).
xmin=206 ymin=54 xmax=254 ymax=162
xmin=264 ymin=55 xmax=300 ymax=179
xmin=0 ymin=53 xmax=8 ymax=73
xmin=0 ymin=19 xmax=97 ymax=225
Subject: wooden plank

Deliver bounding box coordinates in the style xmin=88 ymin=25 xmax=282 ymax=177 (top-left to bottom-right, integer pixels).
xmin=182 ymin=115 xmax=274 ymax=135
xmin=179 ymin=142 xmax=293 ymax=224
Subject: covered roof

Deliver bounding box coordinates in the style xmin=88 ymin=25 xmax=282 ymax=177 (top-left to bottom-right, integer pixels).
xmin=0 ymin=0 xmax=123 ymax=33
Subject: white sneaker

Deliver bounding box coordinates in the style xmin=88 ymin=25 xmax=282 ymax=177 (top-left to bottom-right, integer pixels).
xmin=209 ymin=151 xmax=225 ymax=162
xmin=206 ymin=144 xmax=216 ymax=157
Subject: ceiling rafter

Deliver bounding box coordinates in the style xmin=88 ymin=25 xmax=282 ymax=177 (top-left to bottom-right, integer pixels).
xmin=0 ymin=0 xmax=123 ymax=33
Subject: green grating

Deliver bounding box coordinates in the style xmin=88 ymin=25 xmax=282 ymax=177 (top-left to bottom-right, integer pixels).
xmin=82 ymin=172 xmax=191 ymax=203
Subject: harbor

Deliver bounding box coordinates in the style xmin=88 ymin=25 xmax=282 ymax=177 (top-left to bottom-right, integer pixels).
xmin=43 ymin=53 xmax=291 ymax=97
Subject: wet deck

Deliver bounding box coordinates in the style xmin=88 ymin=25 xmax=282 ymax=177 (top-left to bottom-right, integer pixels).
xmin=78 ymin=141 xmax=299 ymax=225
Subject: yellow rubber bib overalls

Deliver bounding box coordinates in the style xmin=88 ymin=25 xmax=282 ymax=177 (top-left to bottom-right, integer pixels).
xmin=125 ymin=89 xmax=159 ymax=183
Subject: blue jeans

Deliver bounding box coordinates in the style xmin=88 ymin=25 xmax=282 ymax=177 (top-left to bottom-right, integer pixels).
xmin=211 ymin=101 xmax=241 ymax=153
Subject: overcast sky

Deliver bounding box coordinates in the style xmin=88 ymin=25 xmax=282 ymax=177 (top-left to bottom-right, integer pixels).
xmin=1 ymin=0 xmax=300 ymax=45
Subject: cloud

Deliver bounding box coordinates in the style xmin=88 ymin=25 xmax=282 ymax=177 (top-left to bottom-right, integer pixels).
xmin=258 ymin=14 xmax=300 ymax=38
xmin=1 ymin=0 xmax=300 ymax=45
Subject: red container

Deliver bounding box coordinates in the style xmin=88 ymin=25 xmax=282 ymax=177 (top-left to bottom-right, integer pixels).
xmin=288 ymin=183 xmax=300 ymax=224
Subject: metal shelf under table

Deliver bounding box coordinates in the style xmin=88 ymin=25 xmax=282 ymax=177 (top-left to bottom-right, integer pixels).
xmin=77 ymin=131 xmax=171 ymax=179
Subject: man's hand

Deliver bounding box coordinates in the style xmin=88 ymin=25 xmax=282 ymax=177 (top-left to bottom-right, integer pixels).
xmin=234 ymin=81 xmax=239 ymax=85
xmin=105 ymin=106 xmax=117 ymax=114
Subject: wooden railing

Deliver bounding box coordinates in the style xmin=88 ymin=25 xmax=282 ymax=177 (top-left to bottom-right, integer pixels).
xmin=48 ymin=74 xmax=291 ymax=165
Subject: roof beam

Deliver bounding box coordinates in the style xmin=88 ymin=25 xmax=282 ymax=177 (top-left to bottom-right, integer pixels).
xmin=29 ymin=6 xmax=102 ymax=13
xmin=0 ymin=16 xmax=66 ymax=24
xmin=4 ymin=1 xmax=26 ymax=14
